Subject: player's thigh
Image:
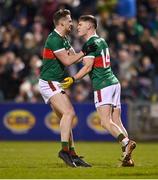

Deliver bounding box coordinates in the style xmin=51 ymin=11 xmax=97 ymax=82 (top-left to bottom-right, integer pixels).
xmin=113 ymin=83 xmax=121 ymax=108
xmin=97 ymin=105 xmax=112 ymax=122
xmin=50 ymin=104 xmax=62 ymax=119
xmin=112 ymin=107 xmax=121 ymax=123
xmin=94 ymin=85 xmax=115 ymax=108
xmin=49 ymin=92 xmax=75 ymax=115
xmin=39 ymin=79 xmax=63 ymax=104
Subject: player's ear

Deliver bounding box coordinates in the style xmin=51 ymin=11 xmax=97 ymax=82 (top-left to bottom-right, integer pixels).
xmin=87 ymin=22 xmax=91 ymax=30
xmin=59 ymin=19 xmax=64 ymax=26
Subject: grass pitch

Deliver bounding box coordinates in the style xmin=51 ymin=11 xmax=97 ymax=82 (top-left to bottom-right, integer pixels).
xmin=0 ymin=141 xmax=157 ymax=179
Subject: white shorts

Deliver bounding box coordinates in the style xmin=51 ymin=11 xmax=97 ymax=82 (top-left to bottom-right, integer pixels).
xmin=94 ymin=83 xmax=121 ymax=108
xmin=39 ymin=79 xmax=64 ymax=104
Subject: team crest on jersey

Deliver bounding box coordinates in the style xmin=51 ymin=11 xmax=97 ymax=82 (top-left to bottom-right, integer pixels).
xmin=87 ymin=111 xmax=108 ymax=134
xmin=3 ymin=110 xmax=36 ymax=134
xmin=45 ymin=112 xmax=78 ymax=134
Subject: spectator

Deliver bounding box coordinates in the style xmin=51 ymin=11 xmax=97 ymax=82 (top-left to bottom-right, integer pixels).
xmin=0 ymin=0 xmax=158 ymax=103
xmin=116 ymin=0 xmax=136 ymax=18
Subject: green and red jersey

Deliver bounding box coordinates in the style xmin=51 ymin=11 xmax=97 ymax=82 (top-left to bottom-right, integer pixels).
xmin=40 ymin=29 xmax=71 ymax=82
xmin=83 ymin=35 xmax=119 ymax=91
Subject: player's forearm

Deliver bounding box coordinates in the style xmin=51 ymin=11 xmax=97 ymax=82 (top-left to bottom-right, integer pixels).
xmin=69 ymin=47 xmax=76 ymax=55
xmin=73 ymin=65 xmax=91 ymax=80
xmin=67 ymin=51 xmax=84 ymax=65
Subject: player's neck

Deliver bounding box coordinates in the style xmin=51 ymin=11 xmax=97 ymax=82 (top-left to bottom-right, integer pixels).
xmin=55 ymin=27 xmax=66 ymax=37
xmin=84 ymin=31 xmax=97 ymax=41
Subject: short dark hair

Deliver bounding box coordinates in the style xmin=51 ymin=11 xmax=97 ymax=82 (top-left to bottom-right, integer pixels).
xmin=79 ymin=15 xmax=97 ymax=29
xmin=53 ymin=9 xmax=71 ymax=26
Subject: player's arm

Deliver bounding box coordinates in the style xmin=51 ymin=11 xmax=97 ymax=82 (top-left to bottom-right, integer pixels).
xmin=68 ymin=47 xmax=83 ymax=63
xmin=60 ymin=56 xmax=94 ymax=89
xmin=48 ymin=36 xmax=84 ymax=66
xmin=69 ymin=47 xmax=76 ymax=55
xmin=48 ymin=35 xmax=97 ymax=66
xmin=54 ymin=49 xmax=84 ymax=66
xmin=55 ymin=42 xmax=97 ymax=66
xmin=73 ymin=56 xmax=94 ymax=80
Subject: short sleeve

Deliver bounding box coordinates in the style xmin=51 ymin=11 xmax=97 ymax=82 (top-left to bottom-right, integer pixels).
xmin=82 ymin=39 xmax=97 ymax=58
xmin=84 ymin=52 xmax=95 ymax=58
xmin=47 ymin=36 xmax=65 ymax=52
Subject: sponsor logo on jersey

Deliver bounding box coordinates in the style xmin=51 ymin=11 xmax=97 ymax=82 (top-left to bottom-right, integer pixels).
xmin=3 ymin=110 xmax=36 ymax=134
xmin=45 ymin=112 xmax=78 ymax=134
xmin=87 ymin=111 xmax=108 ymax=134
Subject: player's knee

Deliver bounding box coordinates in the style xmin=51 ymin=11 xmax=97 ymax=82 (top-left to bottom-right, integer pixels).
xmin=112 ymin=118 xmax=121 ymax=127
xmin=113 ymin=119 xmax=119 ymax=126
xmin=101 ymin=119 xmax=110 ymax=130
xmin=101 ymin=115 xmax=114 ymax=129
xmin=68 ymin=110 xmax=75 ymax=119
xmin=101 ymin=121 xmax=106 ymax=129
xmin=63 ymin=109 xmax=75 ymax=119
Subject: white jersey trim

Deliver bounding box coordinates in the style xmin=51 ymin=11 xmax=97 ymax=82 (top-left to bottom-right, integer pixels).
xmin=83 ymin=55 xmax=95 ymax=59
xmin=87 ymin=33 xmax=98 ymax=41
xmin=54 ymin=29 xmax=63 ymax=37
xmin=54 ymin=48 xmax=65 ymax=53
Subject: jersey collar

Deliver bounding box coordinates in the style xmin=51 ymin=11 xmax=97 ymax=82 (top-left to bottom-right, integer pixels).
xmin=87 ymin=33 xmax=98 ymax=41
xmin=54 ymin=29 xmax=63 ymax=37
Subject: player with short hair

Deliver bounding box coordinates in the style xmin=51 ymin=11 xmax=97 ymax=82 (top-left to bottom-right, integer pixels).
xmin=61 ymin=15 xmax=136 ymax=167
xmin=39 ymin=10 xmax=96 ymax=167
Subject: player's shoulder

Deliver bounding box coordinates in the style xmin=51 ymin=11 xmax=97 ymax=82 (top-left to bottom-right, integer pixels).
xmin=47 ymin=31 xmax=62 ymax=42
xmin=94 ymin=37 xmax=108 ymax=49
xmin=87 ymin=36 xmax=105 ymax=45
xmin=87 ymin=36 xmax=99 ymax=44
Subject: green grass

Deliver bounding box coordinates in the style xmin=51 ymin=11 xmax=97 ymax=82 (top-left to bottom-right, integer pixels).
xmin=0 ymin=141 xmax=158 ymax=179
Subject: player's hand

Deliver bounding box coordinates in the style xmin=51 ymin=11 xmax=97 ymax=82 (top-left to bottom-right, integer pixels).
xmin=82 ymin=43 xmax=97 ymax=55
xmin=60 ymin=77 xmax=75 ymax=89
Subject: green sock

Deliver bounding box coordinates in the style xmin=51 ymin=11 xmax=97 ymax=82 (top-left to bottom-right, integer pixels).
xmin=117 ymin=133 xmax=125 ymax=142
xmin=62 ymin=141 xmax=69 ymax=152
xmin=69 ymin=147 xmax=77 ymax=156
xmin=117 ymin=134 xmax=129 ymax=147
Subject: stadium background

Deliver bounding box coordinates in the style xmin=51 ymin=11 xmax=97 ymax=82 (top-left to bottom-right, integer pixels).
xmin=0 ymin=0 xmax=158 ymax=179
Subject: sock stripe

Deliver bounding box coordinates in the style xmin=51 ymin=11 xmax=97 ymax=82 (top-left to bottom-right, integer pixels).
xmin=117 ymin=133 xmax=125 ymax=142
xmin=62 ymin=141 xmax=69 ymax=152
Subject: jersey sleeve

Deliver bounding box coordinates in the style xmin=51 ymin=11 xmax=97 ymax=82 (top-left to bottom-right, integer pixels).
xmin=83 ymin=44 xmax=96 ymax=59
xmin=84 ymin=52 xmax=95 ymax=58
xmin=47 ymin=36 xmax=65 ymax=53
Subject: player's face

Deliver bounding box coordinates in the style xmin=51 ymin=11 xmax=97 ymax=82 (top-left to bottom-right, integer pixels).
xmin=63 ymin=15 xmax=73 ymax=34
xmin=77 ymin=21 xmax=88 ymax=37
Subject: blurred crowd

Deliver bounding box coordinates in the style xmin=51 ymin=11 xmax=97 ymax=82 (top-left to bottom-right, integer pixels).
xmin=0 ymin=0 xmax=158 ymax=103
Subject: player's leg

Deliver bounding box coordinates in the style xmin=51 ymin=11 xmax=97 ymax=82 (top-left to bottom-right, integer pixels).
xmin=49 ymin=92 xmax=77 ymax=167
xmin=51 ymin=106 xmax=74 ymax=151
xmin=111 ymin=83 xmax=128 ymax=137
xmin=69 ymin=130 xmax=91 ymax=167
xmin=69 ymin=131 xmax=77 ymax=156
xmin=95 ymin=85 xmax=134 ymax=161
xmin=49 ymin=92 xmax=75 ymax=150
xmin=95 ymin=85 xmax=127 ymax=139
xmin=97 ymin=105 xmax=136 ymax=167
xmin=51 ymin=106 xmax=77 ymax=155
xmin=112 ymin=107 xmax=129 ymax=156
xmin=97 ymin=105 xmax=126 ymax=138
xmin=51 ymin=98 xmax=91 ymax=167
xmin=112 ymin=83 xmax=136 ymax=166
xmin=39 ymin=80 xmax=76 ymax=167
xmin=112 ymin=107 xmax=135 ymax=166
xmin=112 ymin=107 xmax=128 ymax=137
